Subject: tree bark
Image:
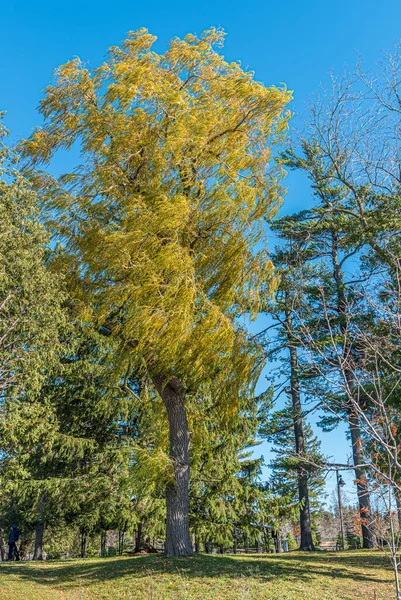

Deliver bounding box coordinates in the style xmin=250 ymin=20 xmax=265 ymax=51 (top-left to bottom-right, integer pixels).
xmin=33 ymin=520 xmax=44 ymax=560
xmin=80 ymin=530 xmax=87 ymax=559
xmin=100 ymin=531 xmax=107 ymax=556
xmin=395 ymin=488 xmax=401 ymax=531
xmin=134 ymin=522 xmax=143 ymax=553
xmin=331 ymin=234 xmax=375 ymax=549
xmin=0 ymin=530 xmax=6 ymax=561
xmin=152 ymin=374 xmax=192 ymax=556
xmin=348 ymin=410 xmax=376 ymax=548
xmin=285 ymin=299 xmax=315 ymax=551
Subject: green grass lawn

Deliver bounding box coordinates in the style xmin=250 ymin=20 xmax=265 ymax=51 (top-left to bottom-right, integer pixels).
xmin=0 ymin=550 xmax=395 ymax=600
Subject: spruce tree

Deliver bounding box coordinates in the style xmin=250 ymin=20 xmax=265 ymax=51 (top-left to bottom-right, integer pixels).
xmin=1 ymin=322 xmax=134 ymax=559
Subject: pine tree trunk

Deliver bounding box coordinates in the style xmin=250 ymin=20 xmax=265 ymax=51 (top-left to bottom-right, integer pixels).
xmin=152 ymin=374 xmax=192 ymax=557
xmin=285 ymin=300 xmax=315 ymax=551
xmin=33 ymin=520 xmax=44 ymax=560
xmin=331 ymin=234 xmax=375 ymax=549
xmin=348 ymin=410 xmax=375 ymax=548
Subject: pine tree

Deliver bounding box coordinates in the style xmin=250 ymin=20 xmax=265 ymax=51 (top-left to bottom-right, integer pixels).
xmin=270 ymin=201 xmax=376 ymax=548
xmin=267 ymin=401 xmax=325 ymax=514
xmin=260 ymin=255 xmax=324 ymax=550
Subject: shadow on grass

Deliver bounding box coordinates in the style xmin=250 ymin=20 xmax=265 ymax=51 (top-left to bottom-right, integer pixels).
xmin=0 ymin=551 xmax=391 ymax=593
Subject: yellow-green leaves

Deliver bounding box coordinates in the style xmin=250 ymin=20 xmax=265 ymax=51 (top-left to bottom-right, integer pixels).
xmin=21 ymin=28 xmax=291 ymax=400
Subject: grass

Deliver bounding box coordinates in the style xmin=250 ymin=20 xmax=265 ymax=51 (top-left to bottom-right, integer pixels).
xmin=0 ymin=550 xmax=395 ymax=600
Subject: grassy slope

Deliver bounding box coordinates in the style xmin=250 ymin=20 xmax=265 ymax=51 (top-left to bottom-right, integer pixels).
xmin=0 ymin=550 xmax=394 ymax=600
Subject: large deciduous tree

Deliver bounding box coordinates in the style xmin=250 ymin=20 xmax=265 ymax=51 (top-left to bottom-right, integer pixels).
xmin=22 ymin=28 xmax=291 ymax=555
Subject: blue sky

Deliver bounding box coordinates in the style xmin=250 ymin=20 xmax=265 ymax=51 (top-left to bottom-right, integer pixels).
xmin=2 ymin=0 xmax=401 ymax=503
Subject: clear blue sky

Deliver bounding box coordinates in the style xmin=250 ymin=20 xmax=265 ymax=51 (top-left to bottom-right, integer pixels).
xmin=2 ymin=0 xmax=401 ymax=503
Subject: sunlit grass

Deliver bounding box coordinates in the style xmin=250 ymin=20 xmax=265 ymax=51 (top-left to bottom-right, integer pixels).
xmin=0 ymin=550 xmax=394 ymax=600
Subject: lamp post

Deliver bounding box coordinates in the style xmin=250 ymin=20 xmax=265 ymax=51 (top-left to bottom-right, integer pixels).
xmin=336 ymin=470 xmax=346 ymax=550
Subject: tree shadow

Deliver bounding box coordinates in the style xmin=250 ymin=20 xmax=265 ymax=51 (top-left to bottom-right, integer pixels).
xmin=0 ymin=551 xmax=392 ymax=593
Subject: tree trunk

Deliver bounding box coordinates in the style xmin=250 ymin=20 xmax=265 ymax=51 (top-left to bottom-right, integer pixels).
xmin=348 ymin=410 xmax=376 ymax=548
xmin=134 ymin=522 xmax=143 ymax=553
xmin=81 ymin=531 xmax=87 ymax=559
xmin=272 ymin=532 xmax=281 ymax=553
xmin=152 ymin=374 xmax=192 ymax=557
xmin=285 ymin=299 xmax=315 ymax=551
xmin=264 ymin=529 xmax=271 ymax=553
xmin=395 ymin=488 xmax=401 ymax=531
xmin=33 ymin=520 xmax=44 ymax=560
xmin=331 ymin=234 xmax=375 ymax=549
xmin=100 ymin=531 xmax=107 ymax=556
xmin=0 ymin=530 xmax=6 ymax=561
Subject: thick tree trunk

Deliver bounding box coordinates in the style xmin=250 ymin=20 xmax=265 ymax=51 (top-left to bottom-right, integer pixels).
xmin=331 ymin=235 xmax=375 ymax=549
xmin=33 ymin=520 xmax=44 ymax=560
xmin=152 ymin=375 xmax=192 ymax=557
xmin=348 ymin=410 xmax=376 ymax=548
xmin=285 ymin=301 xmax=315 ymax=551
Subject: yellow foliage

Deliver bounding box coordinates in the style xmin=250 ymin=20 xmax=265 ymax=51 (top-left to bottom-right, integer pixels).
xmin=21 ymin=28 xmax=292 ymax=401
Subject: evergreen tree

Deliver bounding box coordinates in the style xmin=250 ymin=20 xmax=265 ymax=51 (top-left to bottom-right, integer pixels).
xmin=270 ymin=202 xmax=376 ymax=548
xmin=1 ymin=322 xmax=134 ymax=559
xmin=260 ymin=256 xmax=323 ymax=550
xmin=0 ymin=116 xmax=63 ymax=398
xmin=0 ymin=117 xmax=65 ymax=555
xmin=266 ymin=401 xmax=325 ymax=513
